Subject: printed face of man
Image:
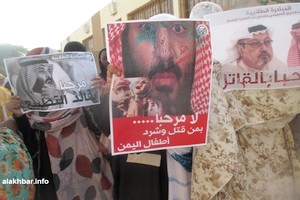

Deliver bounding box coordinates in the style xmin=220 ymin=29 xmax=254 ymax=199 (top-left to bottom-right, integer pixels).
xmin=122 ymin=21 xmax=195 ymax=115
xmin=238 ymin=32 xmax=273 ymax=70
xmin=32 ymin=63 xmax=54 ymax=93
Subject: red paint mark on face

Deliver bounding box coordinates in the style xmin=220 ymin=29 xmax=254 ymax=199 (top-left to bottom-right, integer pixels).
xmin=176 ymin=53 xmax=193 ymax=65
xmin=180 ymin=45 xmax=188 ymax=54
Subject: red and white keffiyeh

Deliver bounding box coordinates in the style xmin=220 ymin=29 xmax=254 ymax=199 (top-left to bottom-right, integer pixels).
xmin=287 ymin=27 xmax=300 ymax=67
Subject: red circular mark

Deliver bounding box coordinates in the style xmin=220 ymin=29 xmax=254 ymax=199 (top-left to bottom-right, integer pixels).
xmin=46 ymin=135 xmax=61 ymax=158
xmin=75 ymin=155 xmax=93 ymax=178
xmin=61 ymin=122 xmax=76 ymax=138
xmin=100 ymin=173 xmax=111 ymax=190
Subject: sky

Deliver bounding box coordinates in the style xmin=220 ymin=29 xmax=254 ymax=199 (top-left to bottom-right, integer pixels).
xmin=0 ymin=0 xmax=111 ymax=50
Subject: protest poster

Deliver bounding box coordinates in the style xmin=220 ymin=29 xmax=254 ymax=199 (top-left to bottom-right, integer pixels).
xmin=4 ymin=52 xmax=100 ymax=113
xmin=106 ymin=19 xmax=212 ymax=155
xmin=205 ymin=3 xmax=300 ymax=91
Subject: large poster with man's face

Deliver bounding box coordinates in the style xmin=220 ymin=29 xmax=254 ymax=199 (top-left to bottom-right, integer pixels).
xmin=205 ymin=3 xmax=300 ymax=91
xmin=106 ymin=19 xmax=212 ymax=155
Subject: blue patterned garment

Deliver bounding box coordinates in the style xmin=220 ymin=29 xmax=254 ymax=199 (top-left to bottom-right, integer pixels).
xmin=0 ymin=127 xmax=35 ymax=200
xmin=171 ymin=149 xmax=193 ymax=172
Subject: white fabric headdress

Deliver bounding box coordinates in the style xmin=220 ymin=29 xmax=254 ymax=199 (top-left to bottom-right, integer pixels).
xmin=189 ymin=2 xmax=223 ymax=19
xmin=226 ymin=24 xmax=272 ymax=63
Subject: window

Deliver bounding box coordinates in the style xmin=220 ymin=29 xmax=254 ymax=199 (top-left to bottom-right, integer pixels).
xmin=128 ymin=0 xmax=174 ymax=20
xmin=83 ymin=36 xmax=94 ymax=52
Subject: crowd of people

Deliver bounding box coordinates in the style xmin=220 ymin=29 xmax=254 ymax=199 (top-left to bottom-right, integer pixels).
xmin=0 ymin=2 xmax=300 ymax=200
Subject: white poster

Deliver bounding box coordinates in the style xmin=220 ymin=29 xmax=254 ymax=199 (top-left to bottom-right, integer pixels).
xmin=4 ymin=52 xmax=100 ymax=113
xmin=205 ymin=3 xmax=300 ymax=91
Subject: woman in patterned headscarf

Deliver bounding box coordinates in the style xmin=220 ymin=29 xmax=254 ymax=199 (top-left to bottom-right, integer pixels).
xmin=8 ymin=47 xmax=114 ymax=200
xmin=189 ymin=3 xmax=300 ymax=200
xmin=0 ymin=119 xmax=35 ymax=200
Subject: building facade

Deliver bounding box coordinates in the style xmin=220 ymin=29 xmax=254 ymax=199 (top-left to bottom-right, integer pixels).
xmin=60 ymin=0 xmax=278 ymax=52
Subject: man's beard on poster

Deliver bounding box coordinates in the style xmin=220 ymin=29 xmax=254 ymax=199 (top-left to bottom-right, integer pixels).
xmin=124 ymin=58 xmax=193 ymax=115
xmin=259 ymin=51 xmax=271 ymax=66
xmin=148 ymin=59 xmax=182 ymax=96
xmin=148 ymin=60 xmax=193 ymax=115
